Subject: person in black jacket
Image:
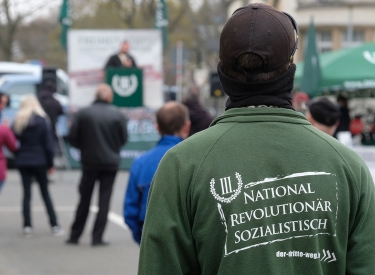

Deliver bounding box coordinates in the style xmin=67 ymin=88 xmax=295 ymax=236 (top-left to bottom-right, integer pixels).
xmin=183 ymin=86 xmax=214 ymax=136
xmin=305 ymin=97 xmax=341 ymax=136
xmin=38 ymin=80 xmax=63 ymax=141
xmin=66 ymin=83 xmax=128 ymax=246
xmin=12 ymin=95 xmax=63 ymax=237
xmin=334 ymin=95 xmax=351 ymax=138
xmin=104 ymin=40 xmax=137 ymax=69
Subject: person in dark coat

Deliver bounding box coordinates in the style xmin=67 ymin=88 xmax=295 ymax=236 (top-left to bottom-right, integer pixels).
xmin=334 ymin=95 xmax=350 ymax=138
xmin=183 ymin=86 xmax=214 ymax=136
xmin=305 ymin=97 xmax=341 ymax=136
xmin=66 ymin=83 xmax=128 ymax=246
xmin=12 ymin=95 xmax=63 ymax=237
xmin=104 ymin=41 xmax=137 ymax=69
xmin=38 ymin=80 xmax=63 ymax=140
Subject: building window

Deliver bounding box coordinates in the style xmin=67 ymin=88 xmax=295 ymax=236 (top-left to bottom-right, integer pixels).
xmin=342 ymin=30 xmax=364 ymax=48
xmin=298 ymin=0 xmax=336 ymax=9
xmin=316 ymin=31 xmax=333 ymax=53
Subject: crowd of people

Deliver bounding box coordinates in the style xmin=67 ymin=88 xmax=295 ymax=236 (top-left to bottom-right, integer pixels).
xmin=0 ymin=2 xmax=374 ymax=274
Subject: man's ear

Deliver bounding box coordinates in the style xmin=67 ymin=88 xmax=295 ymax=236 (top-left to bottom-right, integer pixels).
xmin=179 ymin=120 xmax=191 ymax=139
xmin=305 ymin=111 xmax=315 ymax=125
xmin=155 ymin=124 xmax=161 ymax=135
xmin=106 ymin=91 xmax=114 ymax=103
xmin=185 ymin=120 xmax=191 ymax=135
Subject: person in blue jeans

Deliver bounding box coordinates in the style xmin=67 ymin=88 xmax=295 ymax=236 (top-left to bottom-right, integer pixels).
xmin=12 ymin=95 xmax=64 ymax=237
xmin=124 ymin=102 xmax=191 ymax=244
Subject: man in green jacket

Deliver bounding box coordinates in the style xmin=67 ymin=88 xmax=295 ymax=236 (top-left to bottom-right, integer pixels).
xmin=139 ymin=3 xmax=375 ymax=275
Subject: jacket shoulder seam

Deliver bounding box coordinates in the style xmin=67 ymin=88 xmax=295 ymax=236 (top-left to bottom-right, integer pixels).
xmin=189 ymin=123 xmax=239 ymax=214
xmin=303 ymin=125 xmax=360 ymax=199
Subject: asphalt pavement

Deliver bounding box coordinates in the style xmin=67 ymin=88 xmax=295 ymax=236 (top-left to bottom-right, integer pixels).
xmin=0 ymin=169 xmax=139 ymax=275
xmin=1 ymin=162 xmax=375 ymax=275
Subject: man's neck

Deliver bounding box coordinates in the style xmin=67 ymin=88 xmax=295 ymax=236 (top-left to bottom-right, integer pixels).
xmin=314 ymin=123 xmax=336 ymax=136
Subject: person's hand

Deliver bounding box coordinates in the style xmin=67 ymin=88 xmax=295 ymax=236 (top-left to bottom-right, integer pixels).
xmin=48 ymin=167 xmax=55 ymax=175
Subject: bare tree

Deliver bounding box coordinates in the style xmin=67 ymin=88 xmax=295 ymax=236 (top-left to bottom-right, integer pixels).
xmin=0 ymin=0 xmax=57 ymax=61
xmin=17 ymin=16 xmax=59 ymax=61
xmin=168 ymin=0 xmax=189 ymax=32
xmin=111 ymin=0 xmax=137 ymax=28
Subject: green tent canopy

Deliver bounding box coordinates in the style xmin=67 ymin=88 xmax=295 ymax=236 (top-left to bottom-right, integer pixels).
xmin=294 ymin=42 xmax=375 ymax=98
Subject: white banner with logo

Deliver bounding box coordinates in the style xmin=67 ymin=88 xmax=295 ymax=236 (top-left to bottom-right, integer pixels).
xmin=68 ymin=30 xmax=163 ymax=109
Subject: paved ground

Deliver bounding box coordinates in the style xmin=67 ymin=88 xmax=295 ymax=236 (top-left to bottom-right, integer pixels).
xmin=2 ymin=162 xmax=375 ymax=275
xmin=0 ymin=170 xmax=139 ymax=275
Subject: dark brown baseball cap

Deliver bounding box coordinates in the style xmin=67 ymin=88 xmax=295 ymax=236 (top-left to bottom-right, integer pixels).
xmin=220 ymin=3 xmax=297 ymax=73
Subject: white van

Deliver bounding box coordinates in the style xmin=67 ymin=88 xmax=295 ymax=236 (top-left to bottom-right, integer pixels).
xmin=0 ymin=62 xmax=70 ymax=136
xmin=0 ymin=62 xmax=41 ymax=77
xmin=0 ymin=62 xmax=69 ymax=96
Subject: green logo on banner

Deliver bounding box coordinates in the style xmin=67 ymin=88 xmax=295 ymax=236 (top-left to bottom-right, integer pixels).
xmin=112 ymin=74 xmax=138 ymax=97
xmin=106 ymin=68 xmax=143 ymax=107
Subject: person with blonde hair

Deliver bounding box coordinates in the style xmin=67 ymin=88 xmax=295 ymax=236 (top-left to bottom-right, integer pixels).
xmin=12 ymin=94 xmax=63 ymax=237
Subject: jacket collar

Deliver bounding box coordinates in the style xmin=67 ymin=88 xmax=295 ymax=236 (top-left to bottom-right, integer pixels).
xmin=93 ymin=99 xmax=109 ymax=105
xmin=158 ymin=135 xmax=183 ymax=146
xmin=211 ymin=107 xmax=310 ymax=126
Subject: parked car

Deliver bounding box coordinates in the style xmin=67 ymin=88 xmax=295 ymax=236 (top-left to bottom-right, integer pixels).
xmin=0 ymin=73 xmax=69 ymax=165
xmin=0 ymin=73 xmax=69 ymax=131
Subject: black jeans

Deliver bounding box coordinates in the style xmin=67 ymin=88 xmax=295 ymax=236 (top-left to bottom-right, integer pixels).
xmin=69 ymin=169 xmax=117 ymax=243
xmin=19 ymin=166 xmax=58 ymax=228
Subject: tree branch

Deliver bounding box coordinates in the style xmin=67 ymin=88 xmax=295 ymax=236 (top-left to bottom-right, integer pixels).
xmin=168 ymin=0 xmax=189 ymax=32
xmin=111 ymin=0 xmax=136 ymax=28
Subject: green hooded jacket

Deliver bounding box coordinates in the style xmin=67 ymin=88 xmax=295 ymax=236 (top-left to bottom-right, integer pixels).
xmin=139 ymin=107 xmax=375 ymax=275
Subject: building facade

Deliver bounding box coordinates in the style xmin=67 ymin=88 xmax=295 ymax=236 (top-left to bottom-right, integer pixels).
xmin=228 ymin=0 xmax=375 ymax=62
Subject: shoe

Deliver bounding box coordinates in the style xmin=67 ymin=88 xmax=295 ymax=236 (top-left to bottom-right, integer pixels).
xmin=92 ymin=240 xmax=110 ymax=247
xmin=65 ymin=238 xmax=79 ymax=245
xmin=23 ymin=226 xmax=33 ymax=238
xmin=52 ymin=226 xmax=65 ymax=237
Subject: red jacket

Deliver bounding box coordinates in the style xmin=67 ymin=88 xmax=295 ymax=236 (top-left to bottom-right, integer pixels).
xmin=0 ymin=125 xmax=17 ymax=181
